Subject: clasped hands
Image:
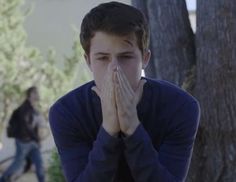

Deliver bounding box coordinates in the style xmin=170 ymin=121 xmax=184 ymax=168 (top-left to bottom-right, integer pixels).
xmin=92 ymin=64 xmax=146 ymax=137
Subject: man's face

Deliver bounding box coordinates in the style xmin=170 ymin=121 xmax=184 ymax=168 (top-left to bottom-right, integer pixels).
xmin=85 ymin=31 xmax=150 ymax=90
xmin=29 ymin=89 xmax=40 ymax=104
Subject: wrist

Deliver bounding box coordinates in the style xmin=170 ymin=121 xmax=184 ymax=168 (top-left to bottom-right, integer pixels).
xmin=102 ymin=123 xmax=119 ymax=137
xmin=124 ymin=120 xmax=140 ymax=136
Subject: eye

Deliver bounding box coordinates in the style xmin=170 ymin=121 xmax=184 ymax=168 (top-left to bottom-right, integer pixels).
xmin=97 ymin=56 xmax=109 ymax=61
xmin=120 ymin=55 xmax=133 ymax=59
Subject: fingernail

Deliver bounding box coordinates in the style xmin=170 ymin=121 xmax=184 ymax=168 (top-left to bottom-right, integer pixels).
xmin=115 ymin=66 xmax=119 ymax=72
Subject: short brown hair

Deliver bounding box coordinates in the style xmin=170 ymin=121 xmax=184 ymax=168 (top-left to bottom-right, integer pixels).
xmin=80 ymin=1 xmax=150 ymax=55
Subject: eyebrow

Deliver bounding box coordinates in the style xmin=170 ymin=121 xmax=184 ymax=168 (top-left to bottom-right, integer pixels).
xmin=94 ymin=51 xmax=134 ymax=56
xmin=118 ymin=51 xmax=134 ymax=55
xmin=94 ymin=52 xmax=109 ymax=56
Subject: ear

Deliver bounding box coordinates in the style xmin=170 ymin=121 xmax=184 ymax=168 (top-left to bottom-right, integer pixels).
xmin=142 ymin=49 xmax=151 ymax=69
xmin=84 ymin=54 xmax=92 ymax=71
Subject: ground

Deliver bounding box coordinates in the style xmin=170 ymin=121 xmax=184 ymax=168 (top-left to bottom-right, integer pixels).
xmin=16 ymin=173 xmax=38 ymax=182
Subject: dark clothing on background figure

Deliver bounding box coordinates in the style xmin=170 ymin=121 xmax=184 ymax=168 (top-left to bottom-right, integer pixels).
xmin=7 ymin=100 xmax=40 ymax=143
xmin=49 ymin=78 xmax=200 ymax=182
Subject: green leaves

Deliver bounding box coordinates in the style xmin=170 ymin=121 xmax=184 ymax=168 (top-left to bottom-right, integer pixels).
xmin=0 ymin=0 xmax=90 ymax=131
xmin=47 ymin=149 xmax=66 ymax=182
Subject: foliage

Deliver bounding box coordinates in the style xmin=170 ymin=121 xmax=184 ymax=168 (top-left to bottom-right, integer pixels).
xmin=47 ymin=149 xmax=66 ymax=182
xmin=0 ymin=0 xmax=90 ymax=136
xmin=0 ymin=0 xmax=92 ymax=180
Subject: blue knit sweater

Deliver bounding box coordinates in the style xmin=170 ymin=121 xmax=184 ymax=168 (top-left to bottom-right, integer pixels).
xmin=49 ymin=78 xmax=200 ymax=182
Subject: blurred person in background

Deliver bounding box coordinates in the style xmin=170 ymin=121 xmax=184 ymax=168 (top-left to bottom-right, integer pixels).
xmin=0 ymin=86 xmax=45 ymax=182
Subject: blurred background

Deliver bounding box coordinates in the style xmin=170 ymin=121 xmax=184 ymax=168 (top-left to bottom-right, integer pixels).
xmin=1 ymin=0 xmax=236 ymax=182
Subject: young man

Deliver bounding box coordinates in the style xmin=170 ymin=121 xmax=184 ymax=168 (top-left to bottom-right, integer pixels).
xmin=0 ymin=87 xmax=45 ymax=182
xmin=49 ymin=2 xmax=200 ymax=182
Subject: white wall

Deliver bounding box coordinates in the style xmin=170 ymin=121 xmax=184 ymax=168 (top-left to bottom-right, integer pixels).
xmin=23 ymin=0 xmax=131 ymax=62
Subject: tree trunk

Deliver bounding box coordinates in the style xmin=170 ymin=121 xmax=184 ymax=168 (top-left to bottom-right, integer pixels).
xmin=133 ymin=0 xmax=195 ymax=86
xmin=187 ymin=0 xmax=236 ymax=181
xmin=132 ymin=0 xmax=236 ymax=181
xmin=132 ymin=0 xmax=157 ymax=78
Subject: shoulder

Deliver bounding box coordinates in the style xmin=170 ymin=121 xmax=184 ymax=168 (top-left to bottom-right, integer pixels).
xmin=49 ymin=81 xmax=95 ymax=123
xmin=145 ymin=77 xmax=198 ymax=105
xmin=50 ymin=81 xmax=95 ymax=112
xmin=49 ymin=81 xmax=96 ymax=138
xmin=145 ymin=78 xmax=200 ymax=137
xmin=144 ymin=78 xmax=200 ymax=125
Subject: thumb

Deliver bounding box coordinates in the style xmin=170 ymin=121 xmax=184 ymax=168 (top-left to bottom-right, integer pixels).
xmin=135 ymin=79 xmax=147 ymax=104
xmin=91 ymin=86 xmax=101 ymax=97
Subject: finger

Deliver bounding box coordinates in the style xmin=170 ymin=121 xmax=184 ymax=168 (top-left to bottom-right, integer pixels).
xmin=117 ymin=67 xmax=134 ymax=96
xmin=135 ymin=79 xmax=147 ymax=104
xmin=108 ymin=63 xmax=117 ymax=81
xmin=115 ymin=72 xmax=132 ymax=111
xmin=118 ymin=67 xmax=134 ymax=94
xmin=102 ymin=64 xmax=113 ymax=87
xmin=117 ymin=70 xmax=133 ymax=99
xmin=103 ymin=66 xmax=116 ymax=94
xmin=111 ymin=71 xmax=116 ymax=101
xmin=114 ymin=71 xmax=121 ymax=101
xmin=91 ymin=86 xmax=101 ymax=97
xmin=114 ymin=73 xmax=119 ymax=100
xmin=115 ymin=72 xmax=122 ymax=108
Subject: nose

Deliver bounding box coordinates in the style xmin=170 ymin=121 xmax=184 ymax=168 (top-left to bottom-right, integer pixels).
xmin=109 ymin=57 xmax=119 ymax=71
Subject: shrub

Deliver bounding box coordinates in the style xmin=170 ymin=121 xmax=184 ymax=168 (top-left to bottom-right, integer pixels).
xmin=47 ymin=149 xmax=65 ymax=182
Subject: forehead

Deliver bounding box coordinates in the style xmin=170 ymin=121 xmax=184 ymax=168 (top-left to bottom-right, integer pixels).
xmin=90 ymin=31 xmax=138 ymax=54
